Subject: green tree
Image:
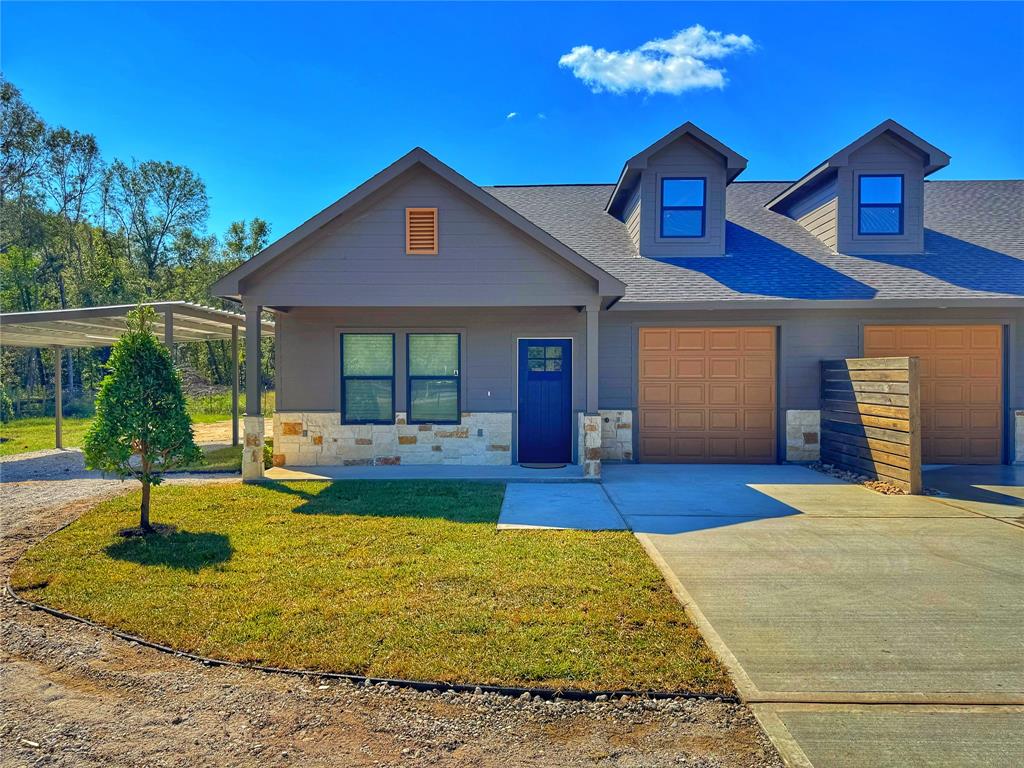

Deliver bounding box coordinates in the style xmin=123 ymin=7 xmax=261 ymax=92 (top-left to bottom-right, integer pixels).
xmin=84 ymin=306 xmax=203 ymax=532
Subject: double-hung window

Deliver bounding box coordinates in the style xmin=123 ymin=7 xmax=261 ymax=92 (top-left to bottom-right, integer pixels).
xmin=407 ymin=333 xmax=460 ymax=424
xmin=660 ymin=177 xmax=706 ymax=238
xmin=858 ymin=175 xmax=903 ymax=235
xmin=341 ymin=333 xmax=395 ymax=424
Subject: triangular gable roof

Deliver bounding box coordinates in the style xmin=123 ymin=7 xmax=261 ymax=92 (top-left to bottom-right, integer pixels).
xmin=212 ymin=148 xmax=626 ymax=300
xmin=766 ymin=119 xmax=951 ymax=212
xmin=605 ymin=121 xmax=748 ymax=215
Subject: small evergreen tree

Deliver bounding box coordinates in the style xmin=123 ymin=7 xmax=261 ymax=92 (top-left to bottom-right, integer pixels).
xmin=84 ymin=306 xmax=203 ymax=532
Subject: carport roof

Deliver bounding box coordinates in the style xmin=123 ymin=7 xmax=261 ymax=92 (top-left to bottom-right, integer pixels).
xmin=0 ymin=301 xmax=273 ymax=348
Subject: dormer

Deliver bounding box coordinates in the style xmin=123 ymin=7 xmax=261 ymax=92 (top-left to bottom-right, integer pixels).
xmin=767 ymin=120 xmax=950 ymax=255
xmin=607 ymin=122 xmax=747 ymax=258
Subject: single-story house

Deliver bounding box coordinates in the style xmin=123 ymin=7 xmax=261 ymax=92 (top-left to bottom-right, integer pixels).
xmin=212 ymin=119 xmax=1024 ymax=480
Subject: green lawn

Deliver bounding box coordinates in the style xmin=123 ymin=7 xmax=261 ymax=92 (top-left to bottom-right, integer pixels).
xmin=0 ymin=391 xmax=275 ymax=457
xmin=10 ymin=481 xmax=730 ymax=693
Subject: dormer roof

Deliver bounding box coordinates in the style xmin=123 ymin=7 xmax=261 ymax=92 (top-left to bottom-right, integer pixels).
xmin=766 ymin=119 xmax=951 ymax=213
xmin=605 ymin=121 xmax=748 ymax=216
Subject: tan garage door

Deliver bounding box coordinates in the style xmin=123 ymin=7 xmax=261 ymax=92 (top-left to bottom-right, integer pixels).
xmin=638 ymin=327 xmax=776 ymax=463
xmin=864 ymin=325 xmax=1003 ymax=464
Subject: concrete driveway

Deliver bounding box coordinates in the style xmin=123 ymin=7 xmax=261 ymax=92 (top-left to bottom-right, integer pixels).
xmin=602 ymin=463 xmax=1024 ymax=768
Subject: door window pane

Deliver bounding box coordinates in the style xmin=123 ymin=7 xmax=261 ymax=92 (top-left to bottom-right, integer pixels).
xmin=409 ymin=334 xmax=459 ymax=376
xmin=409 ymin=379 xmax=458 ymax=422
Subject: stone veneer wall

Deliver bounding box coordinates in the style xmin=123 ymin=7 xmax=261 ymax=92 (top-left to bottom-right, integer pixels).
xmin=598 ymin=410 xmax=634 ymax=462
xmin=578 ymin=413 xmax=602 ymax=478
xmin=786 ymin=409 xmax=821 ymax=462
xmin=273 ymin=412 xmax=512 ymax=466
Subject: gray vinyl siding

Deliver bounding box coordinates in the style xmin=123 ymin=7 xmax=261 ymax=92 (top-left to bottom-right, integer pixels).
xmin=624 ymin=185 xmax=641 ymax=253
xmin=796 ymin=197 xmax=839 ymax=250
xmin=239 ymin=167 xmax=599 ymax=307
xmin=638 ymin=135 xmax=727 ymax=258
xmin=276 ymin=306 xmax=588 ymax=415
xmin=838 ymin=133 xmax=926 ymax=255
xmin=599 ymin=307 xmax=1024 ymax=461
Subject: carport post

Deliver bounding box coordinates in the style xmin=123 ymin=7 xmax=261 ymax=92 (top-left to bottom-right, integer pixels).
xmin=53 ymin=345 xmax=63 ymax=450
xmin=163 ymin=309 xmax=174 ymax=349
xmin=231 ymin=324 xmax=239 ymax=446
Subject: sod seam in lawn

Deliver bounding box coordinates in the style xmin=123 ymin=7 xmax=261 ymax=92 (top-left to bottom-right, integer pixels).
xmin=10 ymin=480 xmax=731 ymax=694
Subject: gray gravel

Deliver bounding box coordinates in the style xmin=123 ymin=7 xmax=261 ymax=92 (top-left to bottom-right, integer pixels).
xmin=0 ymin=460 xmax=782 ymax=768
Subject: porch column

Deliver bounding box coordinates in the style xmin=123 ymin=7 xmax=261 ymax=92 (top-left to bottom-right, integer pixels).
xmin=242 ymin=300 xmax=265 ymax=481
xmin=581 ymin=306 xmax=601 ymax=479
xmin=53 ymin=346 xmax=63 ymax=450
xmin=231 ymin=324 xmax=240 ymax=447
xmin=585 ymin=305 xmax=599 ymax=414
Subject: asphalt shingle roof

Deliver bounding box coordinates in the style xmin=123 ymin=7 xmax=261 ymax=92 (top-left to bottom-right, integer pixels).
xmin=484 ymin=180 xmax=1024 ymax=305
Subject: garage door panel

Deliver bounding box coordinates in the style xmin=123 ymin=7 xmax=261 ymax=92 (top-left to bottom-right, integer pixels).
xmin=864 ymin=324 xmax=1002 ymax=464
xmin=640 ymin=409 xmax=672 ymax=430
xmin=709 ymin=410 xmax=739 ymax=430
xmin=640 ymin=357 xmax=671 ymax=378
xmin=673 ymin=330 xmax=706 ymax=351
xmin=674 ymin=410 xmax=705 ymax=430
xmin=638 ymin=327 xmax=776 ymax=463
xmin=708 ymin=330 xmax=741 ymax=350
xmin=709 ymin=384 xmax=740 ymax=405
xmin=709 ymin=357 xmax=740 ymax=378
xmin=675 ymin=358 xmax=705 ymax=378
xmin=641 ymin=329 xmax=672 ymax=351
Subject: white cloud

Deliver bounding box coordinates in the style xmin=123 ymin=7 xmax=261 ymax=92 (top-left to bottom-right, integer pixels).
xmin=558 ymin=25 xmax=754 ymax=96
xmin=537 ymin=112 xmax=547 ymax=120
xmin=506 ymin=111 xmax=518 ymax=119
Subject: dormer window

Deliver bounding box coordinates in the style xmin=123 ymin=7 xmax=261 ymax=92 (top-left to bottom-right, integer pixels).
xmin=858 ymin=175 xmax=903 ymax=235
xmin=660 ymin=177 xmax=706 ymax=238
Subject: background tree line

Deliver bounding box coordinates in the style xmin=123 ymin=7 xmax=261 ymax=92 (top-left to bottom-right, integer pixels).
xmin=1 ymin=77 xmax=273 ymax=417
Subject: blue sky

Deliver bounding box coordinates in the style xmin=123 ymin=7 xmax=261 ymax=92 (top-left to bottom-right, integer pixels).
xmin=4 ymin=1 xmax=1022 ymax=239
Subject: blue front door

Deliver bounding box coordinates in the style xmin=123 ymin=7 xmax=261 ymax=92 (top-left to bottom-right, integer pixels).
xmin=518 ymin=339 xmax=572 ymax=463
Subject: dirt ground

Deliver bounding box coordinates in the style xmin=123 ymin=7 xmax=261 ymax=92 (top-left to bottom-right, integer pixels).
xmin=0 ymin=467 xmax=781 ymax=768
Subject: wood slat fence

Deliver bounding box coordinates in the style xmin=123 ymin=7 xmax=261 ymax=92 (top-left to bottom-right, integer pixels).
xmin=820 ymin=356 xmax=921 ymax=493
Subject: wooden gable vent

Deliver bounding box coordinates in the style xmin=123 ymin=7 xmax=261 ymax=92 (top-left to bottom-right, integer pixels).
xmin=406 ymin=207 xmax=438 ymax=255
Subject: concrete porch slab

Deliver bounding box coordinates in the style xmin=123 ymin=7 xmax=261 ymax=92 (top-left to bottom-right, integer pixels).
xmin=497 ymin=483 xmax=626 ymax=530
xmin=265 ymin=464 xmax=587 ymax=482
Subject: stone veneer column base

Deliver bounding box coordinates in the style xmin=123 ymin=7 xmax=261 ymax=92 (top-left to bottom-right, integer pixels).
xmin=598 ymin=410 xmax=633 ymax=462
xmin=241 ymin=415 xmax=265 ymax=482
xmin=272 ymin=412 xmax=512 ymax=467
xmin=578 ymin=414 xmax=602 ymax=479
xmin=1015 ymin=410 xmax=1024 ymax=465
xmin=786 ymin=409 xmax=821 ymax=462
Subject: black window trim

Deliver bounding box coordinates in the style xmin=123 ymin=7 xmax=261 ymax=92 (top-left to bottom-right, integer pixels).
xmin=857 ymin=173 xmax=904 ymax=236
xmin=406 ymin=332 xmax=462 ymax=426
xmin=660 ymin=176 xmax=707 ymax=239
xmin=340 ymin=332 xmax=396 ymax=425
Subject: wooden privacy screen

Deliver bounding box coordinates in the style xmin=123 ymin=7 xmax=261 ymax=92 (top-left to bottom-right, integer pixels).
xmin=820 ymin=357 xmax=921 ymax=493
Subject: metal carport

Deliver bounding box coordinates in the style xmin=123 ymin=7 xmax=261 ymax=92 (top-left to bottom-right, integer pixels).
xmin=0 ymin=301 xmax=273 ymax=449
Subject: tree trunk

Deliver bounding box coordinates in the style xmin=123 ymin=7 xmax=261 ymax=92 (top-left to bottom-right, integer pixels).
xmin=140 ymin=479 xmax=152 ymax=531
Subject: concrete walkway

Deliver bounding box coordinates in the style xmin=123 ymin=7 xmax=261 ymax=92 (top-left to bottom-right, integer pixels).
xmin=602 ymin=463 xmax=1024 ymax=767
xmin=497 ymin=483 xmax=626 ymax=530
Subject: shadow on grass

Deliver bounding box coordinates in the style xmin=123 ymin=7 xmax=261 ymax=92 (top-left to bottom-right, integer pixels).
xmin=262 ymin=480 xmax=502 ymax=524
xmin=105 ymin=530 xmax=233 ymax=570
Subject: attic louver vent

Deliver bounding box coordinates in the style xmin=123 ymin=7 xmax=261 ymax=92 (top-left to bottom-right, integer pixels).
xmin=406 ymin=207 xmax=438 ymax=255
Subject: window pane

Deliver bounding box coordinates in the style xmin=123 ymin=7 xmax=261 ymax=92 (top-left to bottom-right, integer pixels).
xmin=545 ymin=359 xmax=562 ymax=371
xmin=343 ymin=334 xmax=393 ymax=376
xmin=344 ymin=379 xmax=392 ymax=422
xmin=410 ymin=379 xmax=458 ymax=422
xmin=662 ymin=208 xmax=704 ymax=237
xmin=663 ymin=178 xmax=704 ymax=207
xmin=527 ymin=346 xmax=544 ymax=359
xmin=859 ymin=206 xmax=901 ymax=234
xmin=409 ymin=334 xmax=459 ymax=376
xmin=528 ymin=359 xmax=545 ymax=372
xmin=545 ymin=346 xmax=562 ymax=359
xmin=859 ymin=176 xmax=902 ymax=204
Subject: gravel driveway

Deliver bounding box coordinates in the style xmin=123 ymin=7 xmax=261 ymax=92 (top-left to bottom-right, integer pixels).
xmin=0 ymin=453 xmax=780 ymax=768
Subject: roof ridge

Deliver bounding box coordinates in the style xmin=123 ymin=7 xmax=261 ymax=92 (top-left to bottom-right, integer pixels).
xmin=486 ymin=183 xmax=614 ymax=188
